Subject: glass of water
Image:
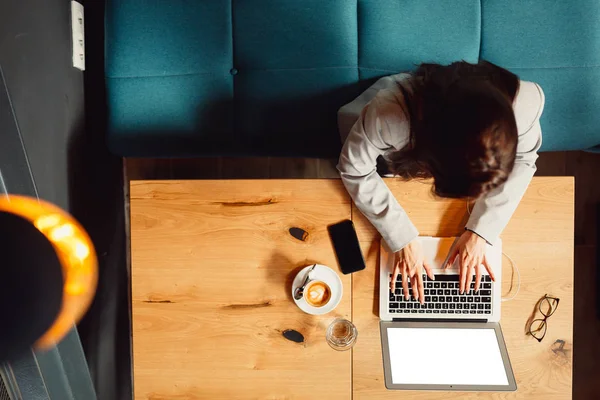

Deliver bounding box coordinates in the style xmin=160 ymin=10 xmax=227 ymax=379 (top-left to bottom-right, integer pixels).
xmin=326 ymin=318 xmax=358 ymax=351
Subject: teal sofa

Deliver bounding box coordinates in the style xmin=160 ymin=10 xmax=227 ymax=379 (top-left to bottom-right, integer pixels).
xmin=105 ymin=0 xmax=600 ymax=158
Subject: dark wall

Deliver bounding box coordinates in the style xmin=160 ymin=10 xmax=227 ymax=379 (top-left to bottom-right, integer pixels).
xmin=0 ymin=0 xmax=84 ymax=208
xmin=77 ymin=0 xmax=132 ymax=398
xmin=0 ymin=0 xmax=130 ymax=399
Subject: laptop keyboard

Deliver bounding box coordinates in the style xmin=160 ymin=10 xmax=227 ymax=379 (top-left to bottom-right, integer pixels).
xmin=388 ymin=274 xmax=493 ymax=315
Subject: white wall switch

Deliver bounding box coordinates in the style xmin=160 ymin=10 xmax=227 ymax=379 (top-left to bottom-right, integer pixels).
xmin=71 ymin=1 xmax=85 ymax=71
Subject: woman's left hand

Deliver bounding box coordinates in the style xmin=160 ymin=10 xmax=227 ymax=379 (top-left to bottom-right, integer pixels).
xmin=444 ymin=230 xmax=496 ymax=294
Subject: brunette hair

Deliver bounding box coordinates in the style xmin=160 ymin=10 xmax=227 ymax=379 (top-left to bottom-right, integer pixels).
xmin=389 ymin=60 xmax=520 ymax=199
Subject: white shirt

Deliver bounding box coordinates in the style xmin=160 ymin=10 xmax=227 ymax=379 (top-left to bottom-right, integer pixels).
xmin=337 ymin=73 xmax=545 ymax=252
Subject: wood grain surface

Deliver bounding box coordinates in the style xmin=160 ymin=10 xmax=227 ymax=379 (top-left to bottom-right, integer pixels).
xmin=352 ymin=177 xmax=575 ymax=399
xmin=131 ymin=177 xmax=574 ymax=399
xmin=130 ymin=180 xmax=352 ymax=400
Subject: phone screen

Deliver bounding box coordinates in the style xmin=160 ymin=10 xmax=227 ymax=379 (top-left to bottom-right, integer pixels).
xmin=328 ymin=220 xmax=366 ymax=274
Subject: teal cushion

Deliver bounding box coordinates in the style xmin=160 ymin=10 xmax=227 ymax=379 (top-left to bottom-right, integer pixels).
xmin=514 ymin=68 xmax=600 ymax=151
xmin=481 ymin=0 xmax=600 ymax=68
xmin=105 ymin=0 xmax=600 ymax=157
xmin=235 ymin=69 xmax=359 ymax=157
xmin=234 ymin=0 xmax=358 ymax=70
xmin=232 ymin=0 xmax=359 ymax=156
xmin=358 ymin=0 xmax=481 ymax=75
xmin=481 ymin=0 xmax=600 ymax=151
xmin=105 ymin=0 xmax=232 ymax=77
xmin=107 ymin=74 xmax=233 ymax=157
xmin=106 ymin=0 xmax=235 ymax=156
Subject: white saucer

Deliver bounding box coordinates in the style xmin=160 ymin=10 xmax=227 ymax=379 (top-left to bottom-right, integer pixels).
xmin=292 ymin=264 xmax=343 ymax=315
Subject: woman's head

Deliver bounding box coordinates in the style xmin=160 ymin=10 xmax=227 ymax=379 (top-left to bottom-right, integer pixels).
xmin=390 ymin=61 xmax=519 ymax=199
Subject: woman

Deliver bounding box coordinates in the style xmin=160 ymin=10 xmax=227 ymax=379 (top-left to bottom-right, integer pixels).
xmin=337 ymin=61 xmax=544 ymax=304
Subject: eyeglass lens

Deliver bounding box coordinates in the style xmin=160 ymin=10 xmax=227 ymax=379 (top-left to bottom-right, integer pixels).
xmin=539 ymin=297 xmax=559 ymax=318
xmin=529 ymin=318 xmax=547 ymax=340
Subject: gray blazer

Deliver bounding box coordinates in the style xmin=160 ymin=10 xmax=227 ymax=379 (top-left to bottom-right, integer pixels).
xmin=337 ymin=74 xmax=545 ymax=253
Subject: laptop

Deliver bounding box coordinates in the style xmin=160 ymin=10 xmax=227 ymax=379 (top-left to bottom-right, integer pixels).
xmin=378 ymin=236 xmax=516 ymax=391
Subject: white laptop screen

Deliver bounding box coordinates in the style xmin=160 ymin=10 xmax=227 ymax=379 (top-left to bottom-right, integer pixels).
xmin=387 ymin=327 xmax=509 ymax=386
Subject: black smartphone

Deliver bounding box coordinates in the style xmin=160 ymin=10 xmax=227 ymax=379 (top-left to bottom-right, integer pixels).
xmin=327 ymin=220 xmax=366 ymax=274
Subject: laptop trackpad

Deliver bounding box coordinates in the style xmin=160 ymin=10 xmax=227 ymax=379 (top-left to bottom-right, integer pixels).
xmin=380 ymin=321 xmax=516 ymax=391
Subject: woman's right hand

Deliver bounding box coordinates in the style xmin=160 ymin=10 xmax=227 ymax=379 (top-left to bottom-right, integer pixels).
xmin=390 ymin=239 xmax=435 ymax=304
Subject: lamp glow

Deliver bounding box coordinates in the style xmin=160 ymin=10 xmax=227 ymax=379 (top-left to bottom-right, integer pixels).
xmin=0 ymin=196 xmax=98 ymax=349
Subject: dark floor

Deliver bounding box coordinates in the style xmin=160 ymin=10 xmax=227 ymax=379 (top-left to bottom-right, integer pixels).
xmin=126 ymin=151 xmax=599 ymax=400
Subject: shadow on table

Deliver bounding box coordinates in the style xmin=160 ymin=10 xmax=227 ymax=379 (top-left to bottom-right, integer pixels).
xmin=262 ymin=251 xmax=332 ymax=344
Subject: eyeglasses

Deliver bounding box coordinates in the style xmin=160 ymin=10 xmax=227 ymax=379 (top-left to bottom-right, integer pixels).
xmin=528 ymin=294 xmax=560 ymax=342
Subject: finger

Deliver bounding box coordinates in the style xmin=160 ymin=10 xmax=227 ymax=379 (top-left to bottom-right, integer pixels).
xmin=474 ymin=264 xmax=482 ymax=293
xmin=465 ymin=263 xmax=475 ymax=293
xmin=417 ymin=272 xmax=425 ymax=304
xmin=423 ymin=259 xmax=435 ymax=281
xmin=459 ymin=257 xmax=467 ymax=294
xmin=390 ymin=264 xmax=399 ymax=292
xmin=402 ymin=264 xmax=409 ymax=300
xmin=483 ymin=256 xmax=496 ymax=281
xmin=411 ymin=275 xmax=418 ymax=300
xmin=445 ymin=248 xmax=458 ymax=269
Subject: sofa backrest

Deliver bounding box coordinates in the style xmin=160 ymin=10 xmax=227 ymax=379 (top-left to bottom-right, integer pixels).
xmin=105 ymin=0 xmax=600 ymax=157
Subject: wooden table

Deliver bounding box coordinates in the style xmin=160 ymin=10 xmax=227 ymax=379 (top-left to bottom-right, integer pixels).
xmin=130 ymin=177 xmax=574 ymax=400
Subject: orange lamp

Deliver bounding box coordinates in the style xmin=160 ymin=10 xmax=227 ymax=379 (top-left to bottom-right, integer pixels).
xmin=0 ymin=195 xmax=97 ymax=360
